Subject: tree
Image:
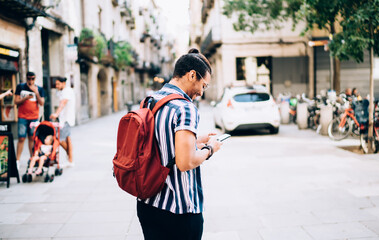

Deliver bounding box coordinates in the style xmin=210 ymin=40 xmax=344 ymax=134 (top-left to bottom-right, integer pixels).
xmin=223 ymin=0 xmax=379 ymax=153
xmin=329 ymin=0 xmax=379 ymax=153
xmin=222 ymin=0 xmax=342 ymax=92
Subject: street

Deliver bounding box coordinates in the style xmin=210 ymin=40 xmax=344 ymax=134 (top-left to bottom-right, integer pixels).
xmin=2 ymin=102 xmax=379 ymax=240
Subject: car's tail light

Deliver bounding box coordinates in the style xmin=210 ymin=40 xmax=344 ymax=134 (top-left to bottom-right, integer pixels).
xmin=227 ymin=99 xmax=233 ymax=108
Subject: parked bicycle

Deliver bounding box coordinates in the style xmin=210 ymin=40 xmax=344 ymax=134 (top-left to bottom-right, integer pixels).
xmin=328 ymin=99 xmax=361 ymax=141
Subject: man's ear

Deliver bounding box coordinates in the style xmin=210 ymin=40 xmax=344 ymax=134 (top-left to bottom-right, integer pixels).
xmin=188 ymin=70 xmax=196 ymax=83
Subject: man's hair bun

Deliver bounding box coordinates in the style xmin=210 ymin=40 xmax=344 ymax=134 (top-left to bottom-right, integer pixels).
xmin=188 ymin=48 xmax=200 ymax=54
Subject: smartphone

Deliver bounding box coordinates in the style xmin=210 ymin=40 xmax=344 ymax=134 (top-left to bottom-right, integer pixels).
xmin=217 ymin=134 xmax=231 ymax=142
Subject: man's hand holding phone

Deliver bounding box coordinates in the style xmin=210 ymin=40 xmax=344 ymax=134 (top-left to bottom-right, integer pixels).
xmin=217 ymin=134 xmax=231 ymax=142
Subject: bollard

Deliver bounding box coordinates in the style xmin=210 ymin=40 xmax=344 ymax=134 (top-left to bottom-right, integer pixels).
xmin=296 ymin=103 xmax=308 ymax=129
xmin=126 ymin=101 xmax=133 ymax=112
xmin=319 ymin=104 xmax=333 ymax=135
xmin=280 ymin=101 xmax=290 ymax=124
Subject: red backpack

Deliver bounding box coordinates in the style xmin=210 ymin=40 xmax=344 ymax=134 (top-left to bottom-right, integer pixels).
xmin=113 ymin=94 xmax=187 ymax=199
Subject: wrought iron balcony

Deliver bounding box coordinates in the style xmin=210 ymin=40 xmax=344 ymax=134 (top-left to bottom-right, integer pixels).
xmin=200 ymin=28 xmax=221 ymax=57
xmin=0 ymin=0 xmax=47 ymax=18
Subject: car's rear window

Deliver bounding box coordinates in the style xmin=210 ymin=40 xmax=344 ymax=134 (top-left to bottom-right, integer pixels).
xmin=233 ymin=93 xmax=270 ymax=102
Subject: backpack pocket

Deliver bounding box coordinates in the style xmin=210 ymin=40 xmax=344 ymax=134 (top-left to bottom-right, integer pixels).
xmin=113 ymin=157 xmax=139 ymax=197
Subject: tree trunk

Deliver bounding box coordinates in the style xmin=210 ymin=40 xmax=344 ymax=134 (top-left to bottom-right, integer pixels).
xmin=330 ymin=22 xmax=341 ymax=93
xmin=333 ymin=57 xmax=340 ymax=93
xmin=368 ymin=44 xmax=375 ymax=153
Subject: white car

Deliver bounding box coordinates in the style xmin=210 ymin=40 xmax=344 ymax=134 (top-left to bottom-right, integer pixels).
xmin=213 ymin=86 xmax=280 ymax=134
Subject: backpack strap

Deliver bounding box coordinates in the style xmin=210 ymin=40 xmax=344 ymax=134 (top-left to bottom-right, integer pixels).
xmin=151 ymin=94 xmax=188 ymax=115
xmin=151 ymin=94 xmax=189 ymax=169
xmin=140 ymin=96 xmax=155 ymax=109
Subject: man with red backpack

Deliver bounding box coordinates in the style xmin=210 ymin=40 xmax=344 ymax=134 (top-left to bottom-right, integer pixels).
xmin=136 ymin=48 xmax=222 ymax=239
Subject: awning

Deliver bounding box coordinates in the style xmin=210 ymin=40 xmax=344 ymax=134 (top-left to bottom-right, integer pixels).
xmin=0 ymin=0 xmax=47 ymax=18
xmin=0 ymin=0 xmax=73 ymax=29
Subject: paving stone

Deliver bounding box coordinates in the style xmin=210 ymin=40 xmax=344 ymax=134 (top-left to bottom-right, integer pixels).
xmin=259 ymin=212 xmax=321 ymax=228
xmin=78 ymin=200 xmax=135 ymax=212
xmin=125 ymin=234 xmax=144 ymax=240
xmin=361 ymin=221 xmax=379 ymax=235
xmin=312 ymin=208 xmax=377 ymax=223
xmin=18 ymin=202 xmax=82 ymax=213
xmin=0 ymin=212 xmax=31 ymax=224
xmin=67 ymin=210 xmax=134 ymax=224
xmin=23 ymin=212 xmax=72 ymax=224
xmin=259 ymin=227 xmax=313 ymax=240
xmin=55 ymin=222 xmax=128 ymax=237
xmin=304 ymin=222 xmax=377 ymax=239
xmin=203 ymin=231 xmax=240 ymax=240
xmin=205 ymin=215 xmax=262 ymax=232
xmin=1 ymin=194 xmax=48 ymax=204
xmin=5 ymin=223 xmax=62 ymax=238
xmin=0 ymin=203 xmax=23 ymax=213
xmin=237 ymin=230 xmax=263 ymax=240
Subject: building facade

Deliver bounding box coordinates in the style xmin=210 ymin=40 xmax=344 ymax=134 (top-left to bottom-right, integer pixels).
xmin=0 ymin=0 xmax=176 ymax=135
xmin=190 ymin=0 xmax=312 ymax=100
xmin=190 ymin=0 xmax=379 ymax=100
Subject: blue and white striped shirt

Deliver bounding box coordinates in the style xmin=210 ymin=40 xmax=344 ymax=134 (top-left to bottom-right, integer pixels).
xmin=140 ymin=83 xmax=203 ymax=214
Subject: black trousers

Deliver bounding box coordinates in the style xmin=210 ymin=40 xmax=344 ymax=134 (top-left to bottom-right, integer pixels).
xmin=137 ymin=201 xmax=204 ymax=240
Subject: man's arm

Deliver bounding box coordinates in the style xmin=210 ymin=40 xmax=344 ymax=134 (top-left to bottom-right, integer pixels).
xmin=50 ymin=99 xmax=68 ymax=120
xmin=29 ymin=85 xmax=44 ymax=106
xmin=175 ymin=130 xmax=222 ymax=172
xmin=35 ymin=91 xmax=45 ymax=106
xmin=14 ymin=94 xmax=32 ymax=105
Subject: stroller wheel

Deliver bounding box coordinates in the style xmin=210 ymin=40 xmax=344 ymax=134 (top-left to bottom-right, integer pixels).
xmin=22 ymin=174 xmax=27 ymax=183
xmin=44 ymin=174 xmax=50 ymax=182
xmin=55 ymin=168 xmax=63 ymax=176
xmin=49 ymin=175 xmax=54 ymax=182
xmin=27 ymin=174 xmax=32 ymax=183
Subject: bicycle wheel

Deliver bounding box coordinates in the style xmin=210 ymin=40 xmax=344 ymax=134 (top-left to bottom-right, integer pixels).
xmin=328 ymin=117 xmax=352 ymax=141
xmin=360 ymin=133 xmax=376 ymax=154
xmin=351 ymin=123 xmax=360 ymax=137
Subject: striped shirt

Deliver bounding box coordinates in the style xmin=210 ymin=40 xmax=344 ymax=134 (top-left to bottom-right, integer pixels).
xmin=139 ymin=83 xmax=203 ymax=214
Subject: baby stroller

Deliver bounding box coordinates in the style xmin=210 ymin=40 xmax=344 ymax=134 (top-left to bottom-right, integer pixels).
xmin=22 ymin=121 xmax=63 ymax=183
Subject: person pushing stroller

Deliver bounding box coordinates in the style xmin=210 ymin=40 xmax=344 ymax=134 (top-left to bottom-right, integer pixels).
xmin=27 ymin=135 xmax=53 ymax=176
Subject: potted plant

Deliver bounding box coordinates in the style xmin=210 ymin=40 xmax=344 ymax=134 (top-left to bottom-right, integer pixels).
xmin=114 ymin=41 xmax=134 ymax=69
xmin=94 ymin=33 xmax=107 ymax=62
xmin=78 ymin=28 xmax=96 ymax=58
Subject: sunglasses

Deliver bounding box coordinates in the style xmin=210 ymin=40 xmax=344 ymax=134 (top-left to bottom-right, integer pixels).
xmin=27 ymin=77 xmax=35 ymax=80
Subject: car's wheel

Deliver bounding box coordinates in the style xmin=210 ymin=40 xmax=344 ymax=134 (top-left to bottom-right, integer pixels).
xmin=270 ymin=127 xmax=279 ymax=134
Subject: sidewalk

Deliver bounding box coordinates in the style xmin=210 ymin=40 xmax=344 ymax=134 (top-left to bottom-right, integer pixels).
xmin=0 ymin=110 xmax=140 ymax=239
xmin=1 ymin=102 xmax=379 ymax=239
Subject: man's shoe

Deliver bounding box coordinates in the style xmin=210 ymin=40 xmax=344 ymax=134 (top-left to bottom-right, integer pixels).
xmin=66 ymin=162 xmax=75 ymax=168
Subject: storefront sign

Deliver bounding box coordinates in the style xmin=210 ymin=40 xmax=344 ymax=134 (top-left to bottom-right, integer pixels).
xmin=0 ymin=124 xmax=19 ymax=188
xmin=0 ymin=47 xmax=19 ymax=58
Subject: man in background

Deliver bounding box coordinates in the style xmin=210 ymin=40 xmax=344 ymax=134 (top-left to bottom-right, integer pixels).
xmin=50 ymin=77 xmax=75 ymax=167
xmin=14 ymin=72 xmax=45 ymax=168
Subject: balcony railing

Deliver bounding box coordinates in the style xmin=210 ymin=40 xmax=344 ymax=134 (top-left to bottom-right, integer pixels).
xmin=201 ymin=0 xmax=214 ymax=23
xmin=200 ymin=28 xmax=221 ymax=57
xmin=0 ymin=0 xmax=47 ymax=18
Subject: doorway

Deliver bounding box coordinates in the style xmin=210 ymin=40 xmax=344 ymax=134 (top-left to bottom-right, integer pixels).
xmin=97 ymin=69 xmax=107 ymax=116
